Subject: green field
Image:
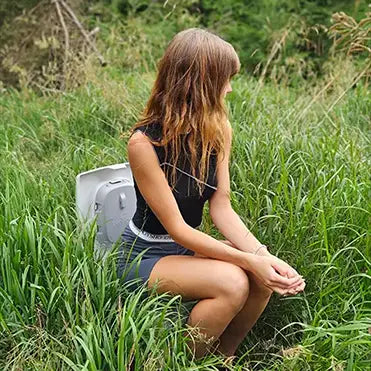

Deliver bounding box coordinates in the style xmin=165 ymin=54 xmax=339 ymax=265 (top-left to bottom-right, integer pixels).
xmin=1 ymin=66 xmax=370 ymax=369
xmin=0 ymin=1 xmax=370 ymax=370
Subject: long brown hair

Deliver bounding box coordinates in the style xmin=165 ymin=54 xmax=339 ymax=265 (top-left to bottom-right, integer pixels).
xmin=132 ymin=28 xmax=240 ymax=195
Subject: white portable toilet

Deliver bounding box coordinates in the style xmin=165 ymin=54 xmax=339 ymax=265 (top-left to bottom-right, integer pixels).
xmin=75 ymin=163 xmax=137 ymax=260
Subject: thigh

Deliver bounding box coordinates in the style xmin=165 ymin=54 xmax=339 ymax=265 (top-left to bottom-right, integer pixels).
xmin=186 ymin=240 xmax=271 ymax=297
xmin=148 ymin=255 xmax=249 ymax=302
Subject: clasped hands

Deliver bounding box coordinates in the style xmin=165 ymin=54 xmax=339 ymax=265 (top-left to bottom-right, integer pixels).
xmin=245 ymin=250 xmax=306 ymax=296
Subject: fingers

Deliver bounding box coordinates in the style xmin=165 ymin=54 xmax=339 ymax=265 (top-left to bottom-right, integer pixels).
xmin=287 ymin=276 xmax=305 ymax=289
xmin=265 ymin=285 xmax=287 ymax=296
xmin=263 ymin=257 xmax=305 ymax=296
xmin=271 ymin=261 xmax=299 ymax=280
xmin=270 ymin=259 xmax=304 ymax=288
xmin=268 ymin=284 xmax=303 ymax=296
xmin=282 ymin=279 xmax=306 ymax=296
xmin=286 ymin=267 xmax=299 ymax=278
xmin=295 ymin=280 xmax=306 ymax=292
xmin=268 ymin=278 xmax=302 ymax=290
xmin=271 ymin=256 xmax=300 ymax=276
xmin=271 ymin=272 xmax=302 ymax=287
xmin=267 ymin=275 xmax=306 ymax=296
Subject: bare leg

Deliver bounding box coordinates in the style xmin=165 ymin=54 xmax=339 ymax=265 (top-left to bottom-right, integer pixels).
xmin=147 ymin=255 xmax=250 ymax=360
xmin=201 ymin=240 xmax=273 ymax=357
xmin=184 ymin=293 xmax=248 ymax=359
xmin=213 ymin=271 xmax=272 ymax=357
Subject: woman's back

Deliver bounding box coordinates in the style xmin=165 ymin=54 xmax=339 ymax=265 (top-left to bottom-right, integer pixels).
xmin=131 ymin=122 xmax=218 ymax=234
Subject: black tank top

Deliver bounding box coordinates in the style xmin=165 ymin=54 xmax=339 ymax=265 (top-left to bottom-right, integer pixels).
xmin=131 ymin=123 xmax=218 ymax=234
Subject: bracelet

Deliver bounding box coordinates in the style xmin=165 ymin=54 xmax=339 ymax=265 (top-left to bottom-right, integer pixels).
xmin=254 ymin=244 xmax=268 ymax=255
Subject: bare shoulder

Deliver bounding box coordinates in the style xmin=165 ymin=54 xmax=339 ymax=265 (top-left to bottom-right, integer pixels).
xmin=127 ymin=130 xmax=158 ymax=167
xmin=128 ymin=129 xmax=152 ymax=148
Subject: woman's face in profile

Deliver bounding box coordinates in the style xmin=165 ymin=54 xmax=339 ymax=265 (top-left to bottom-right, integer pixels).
xmin=223 ymin=80 xmax=233 ymax=98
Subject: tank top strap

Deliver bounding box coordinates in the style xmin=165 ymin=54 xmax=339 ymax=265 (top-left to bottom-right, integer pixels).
xmin=133 ymin=123 xmax=162 ymax=142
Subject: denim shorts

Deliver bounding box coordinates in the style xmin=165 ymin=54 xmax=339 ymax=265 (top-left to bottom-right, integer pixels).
xmin=117 ymin=220 xmax=195 ymax=297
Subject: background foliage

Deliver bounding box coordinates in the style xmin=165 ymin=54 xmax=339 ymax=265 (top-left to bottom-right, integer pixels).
xmin=1 ymin=0 xmax=369 ymax=89
xmin=0 ymin=0 xmax=370 ymax=370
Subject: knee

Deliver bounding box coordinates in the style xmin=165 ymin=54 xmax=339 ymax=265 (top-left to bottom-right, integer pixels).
xmin=219 ymin=265 xmax=250 ymax=311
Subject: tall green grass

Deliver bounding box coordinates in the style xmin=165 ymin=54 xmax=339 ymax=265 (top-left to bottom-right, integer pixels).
xmin=0 ymin=69 xmax=370 ymax=370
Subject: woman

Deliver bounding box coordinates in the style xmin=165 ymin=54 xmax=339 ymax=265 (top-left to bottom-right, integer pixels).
xmin=117 ymin=28 xmax=305 ymax=360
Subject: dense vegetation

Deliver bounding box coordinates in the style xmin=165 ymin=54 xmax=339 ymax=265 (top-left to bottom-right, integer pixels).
xmin=0 ymin=0 xmax=370 ymax=369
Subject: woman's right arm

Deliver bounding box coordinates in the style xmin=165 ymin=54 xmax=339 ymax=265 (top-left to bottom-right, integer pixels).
xmin=128 ymin=131 xmax=302 ymax=294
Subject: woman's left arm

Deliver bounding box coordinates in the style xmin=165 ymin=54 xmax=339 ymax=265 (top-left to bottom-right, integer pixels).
xmin=209 ymin=124 xmax=306 ymax=293
xmin=209 ymin=123 xmax=270 ymax=257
